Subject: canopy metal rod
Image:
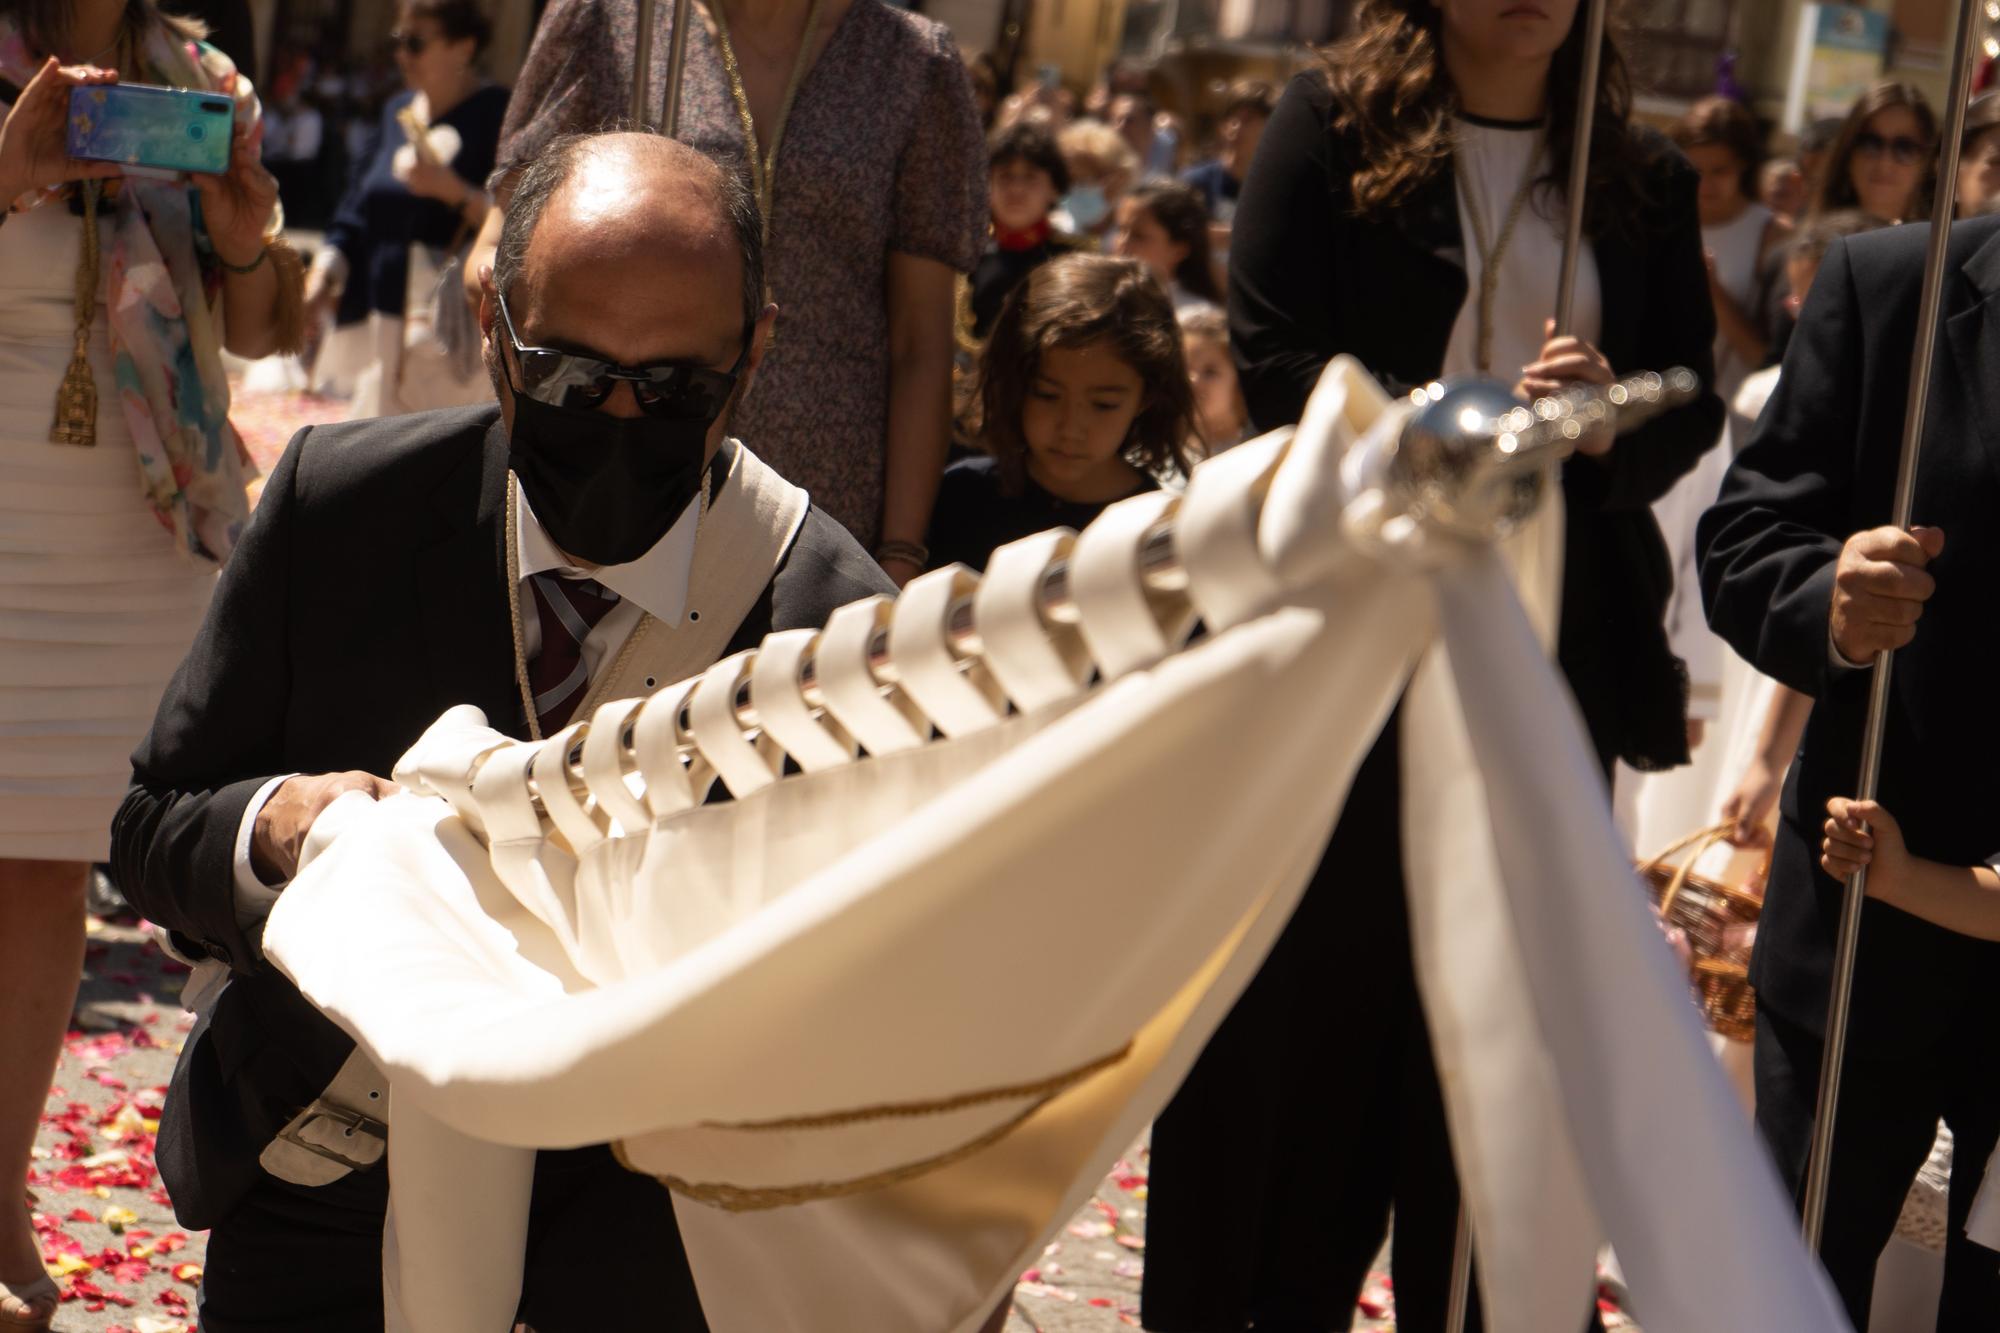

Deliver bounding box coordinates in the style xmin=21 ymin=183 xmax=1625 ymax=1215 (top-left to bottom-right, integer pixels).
xmin=1801 ymin=0 xmax=1987 ymax=1252
xmin=1552 ymin=0 xmax=1609 ymax=336
xmin=630 ymin=0 xmax=695 ymax=134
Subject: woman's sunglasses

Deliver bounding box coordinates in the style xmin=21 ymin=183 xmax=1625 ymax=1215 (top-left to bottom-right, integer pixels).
xmin=390 ymin=31 xmax=430 ymax=55
xmin=1853 ymin=131 xmax=1929 ymax=166
xmin=496 ymin=290 xmax=749 ymax=421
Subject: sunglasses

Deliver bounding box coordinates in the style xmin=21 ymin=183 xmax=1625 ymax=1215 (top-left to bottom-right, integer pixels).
xmin=496 ymin=290 xmax=749 ymax=420
xmin=389 ymin=30 xmax=430 ymax=54
xmin=1852 ymin=130 xmax=1929 ymax=166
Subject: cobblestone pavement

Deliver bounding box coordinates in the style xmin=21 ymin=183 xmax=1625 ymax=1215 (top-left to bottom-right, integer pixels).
xmin=30 ymin=916 xmax=200 ymax=1333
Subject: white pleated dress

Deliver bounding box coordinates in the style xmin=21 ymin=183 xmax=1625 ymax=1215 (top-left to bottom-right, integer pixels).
xmin=0 ymin=201 xmax=218 ymax=863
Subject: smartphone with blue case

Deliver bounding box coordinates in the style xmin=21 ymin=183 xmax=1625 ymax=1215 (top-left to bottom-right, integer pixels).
xmin=65 ymin=82 xmax=234 ymax=176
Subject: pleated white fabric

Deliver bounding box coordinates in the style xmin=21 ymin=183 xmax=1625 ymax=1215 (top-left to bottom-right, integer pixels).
xmin=264 ymin=357 xmax=1849 ymax=1333
xmin=0 ymin=203 xmax=216 ymax=863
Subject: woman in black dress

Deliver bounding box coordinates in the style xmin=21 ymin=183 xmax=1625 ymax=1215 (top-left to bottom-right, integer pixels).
xmin=1140 ymin=2 xmax=1722 ymax=1330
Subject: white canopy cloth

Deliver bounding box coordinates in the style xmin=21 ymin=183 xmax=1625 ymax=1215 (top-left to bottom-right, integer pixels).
xmin=264 ymin=358 xmax=1846 ymax=1333
xmin=1971 ymin=1142 xmax=2000 ymax=1251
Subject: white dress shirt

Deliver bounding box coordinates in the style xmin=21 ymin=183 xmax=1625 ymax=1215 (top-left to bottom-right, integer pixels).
xmin=228 ymin=469 xmax=710 ymax=936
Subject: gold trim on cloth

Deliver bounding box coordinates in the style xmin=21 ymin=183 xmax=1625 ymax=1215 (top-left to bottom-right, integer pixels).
xmin=612 ymin=1042 xmax=1132 ymax=1211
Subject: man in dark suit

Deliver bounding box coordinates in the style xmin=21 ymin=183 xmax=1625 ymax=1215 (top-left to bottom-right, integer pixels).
xmin=1699 ymin=212 xmax=2000 ymax=1329
xmin=111 ymin=131 xmax=893 ymax=1332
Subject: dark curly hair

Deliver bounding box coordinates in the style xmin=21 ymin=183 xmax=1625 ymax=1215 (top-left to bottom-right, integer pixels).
xmin=1670 ymin=96 xmax=1764 ymax=200
xmin=1122 ymin=181 xmax=1222 ymax=305
xmin=978 ymin=254 xmax=1197 ymax=493
xmin=989 ymin=120 xmax=1070 ymax=198
xmin=1321 ymin=0 xmax=1656 ymax=237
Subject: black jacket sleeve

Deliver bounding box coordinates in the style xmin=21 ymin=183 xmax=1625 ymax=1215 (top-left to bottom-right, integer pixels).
xmin=1227 ymin=76 xmax=1345 ymax=432
xmin=1696 ymin=237 xmax=1859 ymax=699
xmin=112 ymin=428 xmax=308 ymax=975
xmin=1563 ymin=147 xmax=1724 ymax=514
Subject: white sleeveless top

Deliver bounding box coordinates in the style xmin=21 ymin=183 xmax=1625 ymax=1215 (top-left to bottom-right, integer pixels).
xmin=1442 ymin=116 xmax=1603 ymax=385
xmin=1442 ymin=117 xmax=1600 ymax=650
xmin=0 ymin=199 xmax=215 ymax=862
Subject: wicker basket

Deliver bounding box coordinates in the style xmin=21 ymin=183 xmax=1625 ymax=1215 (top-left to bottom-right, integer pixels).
xmin=1637 ymin=824 xmax=1764 ymax=1043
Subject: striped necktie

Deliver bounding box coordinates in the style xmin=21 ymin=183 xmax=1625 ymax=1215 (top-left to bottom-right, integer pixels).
xmin=527 ymin=573 xmax=622 ymax=735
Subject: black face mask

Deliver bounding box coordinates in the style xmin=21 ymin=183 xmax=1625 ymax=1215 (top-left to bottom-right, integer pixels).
xmin=505 ymin=386 xmax=716 ymax=567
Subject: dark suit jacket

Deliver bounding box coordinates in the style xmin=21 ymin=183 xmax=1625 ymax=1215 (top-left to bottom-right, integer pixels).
xmin=1229 ymin=74 xmax=1724 ymax=768
xmin=112 ymin=403 xmax=894 ymax=1228
xmin=1698 ymin=214 xmax=2000 ymax=1052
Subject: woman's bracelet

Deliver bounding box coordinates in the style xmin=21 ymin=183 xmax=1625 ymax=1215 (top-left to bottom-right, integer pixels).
xmin=875 ymin=539 xmax=929 ymax=568
xmin=218 ymin=244 xmax=270 ymax=275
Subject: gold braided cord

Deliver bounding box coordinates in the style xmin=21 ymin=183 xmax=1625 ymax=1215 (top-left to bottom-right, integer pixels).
xmin=708 ymin=0 xmax=825 ymax=248
xmin=1456 ymin=133 xmax=1541 ymax=375
xmin=613 ymin=1042 xmax=1133 ymax=1212
xmin=50 ymin=182 xmax=102 ymax=446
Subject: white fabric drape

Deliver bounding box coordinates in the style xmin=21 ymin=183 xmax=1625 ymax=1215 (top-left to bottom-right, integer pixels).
xmin=265 ymin=357 xmax=1847 ymax=1333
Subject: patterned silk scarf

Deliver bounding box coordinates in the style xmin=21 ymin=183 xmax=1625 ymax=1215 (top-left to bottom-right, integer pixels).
xmin=0 ymin=17 xmax=270 ymax=565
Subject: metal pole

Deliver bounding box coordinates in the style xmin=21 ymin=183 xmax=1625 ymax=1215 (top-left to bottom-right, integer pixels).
xmin=660 ymin=0 xmax=695 ymax=137
xmin=1445 ymin=1206 xmax=1475 ymax=1333
xmin=630 ymin=0 xmax=657 ymax=126
xmin=630 ymin=0 xmax=694 ymax=134
xmin=1800 ymin=0 xmax=1986 ymax=1250
xmin=1552 ymin=0 xmax=1608 ymax=336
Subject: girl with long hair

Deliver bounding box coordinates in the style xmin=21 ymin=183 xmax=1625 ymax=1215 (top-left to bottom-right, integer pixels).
xmin=927 ymin=254 xmax=1195 ymax=573
xmin=1811 ymin=81 xmax=1937 ymax=224
xmin=1141 ymin=2 xmax=1722 ymax=1330
xmin=0 ymin=1 xmax=300 ymax=1326
xmin=1113 ymin=180 xmax=1224 ymax=310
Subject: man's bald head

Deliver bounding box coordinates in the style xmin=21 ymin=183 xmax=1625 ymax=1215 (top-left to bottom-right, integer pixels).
xmin=494 ymin=132 xmax=764 ymax=338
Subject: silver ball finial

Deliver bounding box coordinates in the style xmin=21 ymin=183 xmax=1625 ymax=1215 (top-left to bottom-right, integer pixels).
xmin=1387 ymin=378 xmax=1547 ymax=542
xmin=1380 ymin=367 xmax=1705 ymax=545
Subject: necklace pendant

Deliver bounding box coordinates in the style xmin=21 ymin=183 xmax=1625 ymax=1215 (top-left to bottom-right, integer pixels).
xmin=50 ymin=357 xmax=98 ymax=446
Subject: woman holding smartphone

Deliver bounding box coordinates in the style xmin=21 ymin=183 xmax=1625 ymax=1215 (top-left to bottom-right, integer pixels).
xmin=0 ymin=2 xmax=299 ymax=1325
xmin=1140 ymin=1 xmax=1720 ymax=1329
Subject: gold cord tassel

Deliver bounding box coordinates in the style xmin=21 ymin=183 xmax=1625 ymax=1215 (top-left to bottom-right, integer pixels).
xmin=50 ymin=182 xmax=103 ymax=446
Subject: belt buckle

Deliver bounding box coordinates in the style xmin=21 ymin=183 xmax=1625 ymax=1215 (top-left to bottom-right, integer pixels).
xmin=276 ymin=1100 xmax=388 ymax=1171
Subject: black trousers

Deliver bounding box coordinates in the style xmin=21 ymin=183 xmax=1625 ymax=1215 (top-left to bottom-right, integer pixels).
xmin=1143 ymin=727 xmax=1607 ymax=1333
xmin=1754 ymin=1006 xmax=2000 ymax=1331
xmin=197 ymin=1145 xmax=709 ymax=1332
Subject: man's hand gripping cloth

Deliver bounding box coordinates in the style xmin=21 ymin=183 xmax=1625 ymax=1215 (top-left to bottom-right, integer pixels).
xmin=267 ymin=357 xmax=1848 ymax=1333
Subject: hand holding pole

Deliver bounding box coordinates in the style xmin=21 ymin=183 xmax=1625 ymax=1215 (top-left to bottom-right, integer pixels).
xmin=1800 ymin=0 xmax=1988 ymax=1252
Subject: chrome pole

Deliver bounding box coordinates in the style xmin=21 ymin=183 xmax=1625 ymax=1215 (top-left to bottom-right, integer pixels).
xmin=1800 ymin=0 xmax=1986 ymax=1251
xmin=1552 ymin=0 xmax=1608 ymax=335
xmin=659 ymin=0 xmax=695 ymax=136
xmin=629 ymin=0 xmax=658 ymax=125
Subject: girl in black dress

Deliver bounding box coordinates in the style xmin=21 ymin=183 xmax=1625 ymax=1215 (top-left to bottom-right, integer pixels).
xmin=928 ymin=253 xmax=1196 ymax=573
xmin=1141 ymin=1 xmax=1722 ymax=1330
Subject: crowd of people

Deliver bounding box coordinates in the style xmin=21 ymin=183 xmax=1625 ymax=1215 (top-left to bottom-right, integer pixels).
xmin=4 ymin=0 xmax=2000 ymax=1329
